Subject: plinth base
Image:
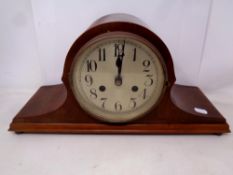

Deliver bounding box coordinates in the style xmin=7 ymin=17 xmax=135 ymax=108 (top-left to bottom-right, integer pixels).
xmin=9 ymin=84 xmax=230 ymax=134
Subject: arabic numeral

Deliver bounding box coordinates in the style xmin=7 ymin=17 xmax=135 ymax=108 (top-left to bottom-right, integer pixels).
xmin=86 ymin=60 xmax=97 ymax=72
xmin=142 ymin=60 xmax=150 ymax=72
xmin=114 ymin=102 xmax=122 ymax=111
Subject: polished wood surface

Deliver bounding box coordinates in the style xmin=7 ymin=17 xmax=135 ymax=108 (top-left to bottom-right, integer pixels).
xmin=9 ymin=84 xmax=230 ymax=134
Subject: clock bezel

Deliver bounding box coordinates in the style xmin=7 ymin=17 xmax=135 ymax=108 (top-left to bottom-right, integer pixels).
xmin=69 ymin=31 xmax=168 ymax=123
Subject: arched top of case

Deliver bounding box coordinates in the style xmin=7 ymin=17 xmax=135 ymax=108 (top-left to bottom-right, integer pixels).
xmin=62 ymin=13 xmax=175 ymax=86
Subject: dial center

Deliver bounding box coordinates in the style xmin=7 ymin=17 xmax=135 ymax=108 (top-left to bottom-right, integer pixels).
xmin=115 ymin=76 xmax=122 ymax=86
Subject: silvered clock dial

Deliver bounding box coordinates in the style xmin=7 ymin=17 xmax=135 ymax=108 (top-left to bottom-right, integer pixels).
xmin=70 ymin=33 xmax=166 ymax=122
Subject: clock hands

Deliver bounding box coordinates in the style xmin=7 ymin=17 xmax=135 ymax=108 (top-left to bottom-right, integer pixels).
xmin=115 ymin=41 xmax=125 ymax=86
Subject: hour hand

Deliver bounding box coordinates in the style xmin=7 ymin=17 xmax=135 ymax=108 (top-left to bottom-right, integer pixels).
xmin=116 ymin=56 xmax=122 ymax=75
xmin=115 ymin=56 xmax=123 ymax=86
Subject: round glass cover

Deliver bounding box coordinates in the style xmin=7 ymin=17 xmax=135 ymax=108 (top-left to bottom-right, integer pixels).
xmin=70 ymin=33 xmax=166 ymax=123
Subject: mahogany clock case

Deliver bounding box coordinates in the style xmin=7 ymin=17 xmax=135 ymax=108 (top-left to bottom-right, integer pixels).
xmin=9 ymin=14 xmax=230 ymax=134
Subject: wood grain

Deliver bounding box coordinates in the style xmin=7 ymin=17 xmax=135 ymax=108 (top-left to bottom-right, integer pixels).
xmin=9 ymin=84 xmax=230 ymax=134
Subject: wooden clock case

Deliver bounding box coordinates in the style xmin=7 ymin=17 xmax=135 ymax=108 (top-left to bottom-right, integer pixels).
xmin=9 ymin=14 xmax=230 ymax=134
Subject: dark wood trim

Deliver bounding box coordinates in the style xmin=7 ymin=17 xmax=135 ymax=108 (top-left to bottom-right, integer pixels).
xmin=10 ymin=123 xmax=229 ymax=134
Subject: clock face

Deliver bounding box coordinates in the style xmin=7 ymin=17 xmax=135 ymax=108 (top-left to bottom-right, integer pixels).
xmin=70 ymin=33 xmax=166 ymax=123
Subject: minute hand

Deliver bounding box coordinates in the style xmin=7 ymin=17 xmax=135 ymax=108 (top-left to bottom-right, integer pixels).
xmin=115 ymin=41 xmax=125 ymax=86
xmin=117 ymin=41 xmax=125 ymax=76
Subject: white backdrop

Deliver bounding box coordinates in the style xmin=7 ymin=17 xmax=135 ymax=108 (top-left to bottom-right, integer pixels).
xmin=1 ymin=1 xmax=233 ymax=175
xmin=1 ymin=0 xmax=233 ymax=91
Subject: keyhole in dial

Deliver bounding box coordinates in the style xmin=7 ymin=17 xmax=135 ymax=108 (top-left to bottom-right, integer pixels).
xmin=131 ymin=86 xmax=138 ymax=92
